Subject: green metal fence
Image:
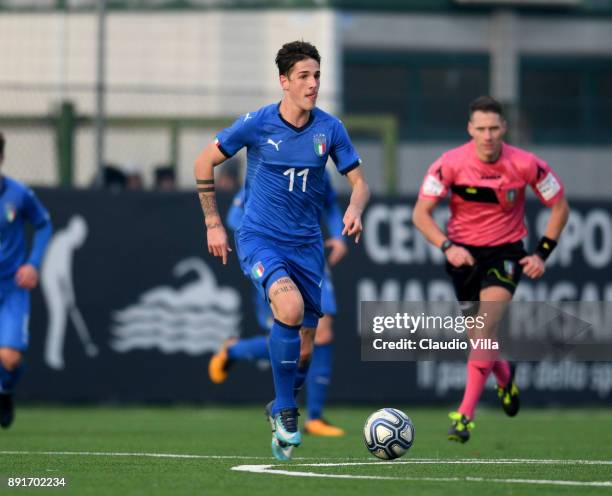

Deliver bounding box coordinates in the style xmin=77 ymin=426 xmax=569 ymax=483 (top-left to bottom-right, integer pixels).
xmin=0 ymin=102 xmax=398 ymax=192
xmin=2 ymin=0 xmax=611 ymax=13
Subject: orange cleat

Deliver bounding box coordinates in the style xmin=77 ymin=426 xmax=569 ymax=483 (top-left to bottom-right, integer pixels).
xmin=304 ymin=418 xmax=345 ymax=437
xmin=208 ymin=338 xmax=237 ymax=384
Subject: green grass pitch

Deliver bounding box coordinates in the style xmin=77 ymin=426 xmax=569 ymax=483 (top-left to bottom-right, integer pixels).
xmin=0 ymin=406 xmax=610 ymax=495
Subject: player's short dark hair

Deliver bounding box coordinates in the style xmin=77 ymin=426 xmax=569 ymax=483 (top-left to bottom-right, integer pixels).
xmin=0 ymin=132 xmax=5 ymax=156
xmin=469 ymin=96 xmax=504 ymax=119
xmin=275 ymin=41 xmax=321 ymax=76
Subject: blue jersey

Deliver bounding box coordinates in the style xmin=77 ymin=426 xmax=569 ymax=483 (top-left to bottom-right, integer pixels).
xmin=0 ymin=176 xmax=52 ymax=282
xmin=320 ymin=172 xmax=344 ymax=240
xmin=228 ymin=171 xmax=341 ymax=326
xmin=216 ymin=103 xmax=360 ymax=246
xmin=227 ymin=169 xmax=344 ymax=240
xmin=226 ymin=188 xmax=246 ymax=232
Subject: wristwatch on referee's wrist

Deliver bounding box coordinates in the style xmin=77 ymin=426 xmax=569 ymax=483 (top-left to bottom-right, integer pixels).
xmin=440 ymin=239 xmax=454 ymax=253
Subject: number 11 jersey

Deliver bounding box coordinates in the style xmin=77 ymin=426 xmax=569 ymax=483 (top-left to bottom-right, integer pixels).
xmin=215 ymin=103 xmax=361 ymax=246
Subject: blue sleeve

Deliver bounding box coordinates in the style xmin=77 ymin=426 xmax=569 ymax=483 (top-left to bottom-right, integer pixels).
xmin=215 ymin=112 xmax=258 ymax=158
xmin=23 ymin=189 xmax=53 ymax=269
xmin=322 ymin=173 xmax=344 ymax=239
xmin=330 ymin=119 xmax=361 ymax=175
xmin=28 ymin=223 xmax=53 ymax=269
xmin=226 ymin=188 xmax=245 ymax=232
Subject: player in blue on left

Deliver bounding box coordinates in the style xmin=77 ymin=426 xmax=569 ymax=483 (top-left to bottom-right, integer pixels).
xmin=0 ymin=132 xmax=53 ymax=428
xmin=194 ymin=41 xmax=370 ymax=460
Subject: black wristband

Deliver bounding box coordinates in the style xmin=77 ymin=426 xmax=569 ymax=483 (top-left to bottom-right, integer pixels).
xmin=440 ymin=239 xmax=454 ymax=253
xmin=534 ymin=236 xmax=557 ymax=261
xmin=196 ymin=178 xmax=215 ymax=193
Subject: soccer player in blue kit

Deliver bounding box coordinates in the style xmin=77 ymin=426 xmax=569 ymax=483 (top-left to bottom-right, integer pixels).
xmin=209 ymin=170 xmax=348 ymax=437
xmin=194 ymin=41 xmax=370 ymax=460
xmin=0 ymin=132 xmax=52 ymax=428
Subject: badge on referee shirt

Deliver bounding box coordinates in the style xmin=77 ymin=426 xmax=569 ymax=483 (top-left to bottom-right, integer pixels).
xmin=504 ymin=260 xmax=515 ymax=278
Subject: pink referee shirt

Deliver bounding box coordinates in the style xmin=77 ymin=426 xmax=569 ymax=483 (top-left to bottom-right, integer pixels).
xmin=418 ymin=141 xmax=564 ymax=247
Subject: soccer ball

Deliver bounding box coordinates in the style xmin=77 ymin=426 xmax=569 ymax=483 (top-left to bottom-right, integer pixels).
xmin=363 ymin=408 xmax=415 ymax=460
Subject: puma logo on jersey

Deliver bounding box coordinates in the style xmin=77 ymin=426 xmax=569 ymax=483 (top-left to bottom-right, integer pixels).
xmin=267 ymin=138 xmax=283 ymax=151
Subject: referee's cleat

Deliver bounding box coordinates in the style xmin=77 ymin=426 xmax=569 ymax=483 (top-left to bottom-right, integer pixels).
xmin=207 ymin=338 xmax=237 ymax=384
xmin=265 ymin=401 xmax=295 ymax=461
xmin=304 ymin=418 xmax=345 ymax=437
xmin=496 ymin=363 xmax=520 ymax=417
xmin=447 ymin=411 xmax=475 ymax=444
xmin=0 ymin=393 xmax=14 ymax=429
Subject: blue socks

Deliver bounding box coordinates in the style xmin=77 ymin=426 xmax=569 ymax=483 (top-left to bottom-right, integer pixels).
xmin=268 ymin=319 xmax=301 ymax=414
xmin=227 ymin=335 xmax=269 ymax=361
xmin=226 ymin=325 xmax=332 ymax=420
xmin=0 ymin=362 xmax=25 ymax=394
xmin=306 ymin=344 xmax=332 ymax=420
xmin=293 ymin=363 xmax=310 ymax=398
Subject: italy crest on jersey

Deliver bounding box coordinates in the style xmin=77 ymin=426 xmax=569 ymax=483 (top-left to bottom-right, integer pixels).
xmin=5 ymin=203 xmax=16 ymax=222
xmin=251 ymin=261 xmax=265 ymax=279
xmin=313 ymin=133 xmax=326 ymax=157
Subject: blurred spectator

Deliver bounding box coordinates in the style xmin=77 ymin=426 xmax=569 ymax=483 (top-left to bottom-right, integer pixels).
xmin=124 ymin=163 xmax=144 ymax=191
xmin=97 ymin=163 xmax=144 ymax=191
xmin=154 ymin=165 xmax=177 ymax=191
xmin=101 ymin=164 xmax=127 ymax=191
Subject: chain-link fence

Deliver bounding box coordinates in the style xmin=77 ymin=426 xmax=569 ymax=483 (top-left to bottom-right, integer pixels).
xmin=1 ymin=7 xmax=611 ymax=196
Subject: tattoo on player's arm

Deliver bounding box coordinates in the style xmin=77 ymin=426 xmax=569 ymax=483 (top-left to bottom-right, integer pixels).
xmin=199 ymin=193 xmax=220 ymax=220
xmin=196 ymin=179 xmax=219 ymax=221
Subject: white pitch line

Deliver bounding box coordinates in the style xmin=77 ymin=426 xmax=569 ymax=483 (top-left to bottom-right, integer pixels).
xmin=291 ymin=458 xmax=612 ymax=467
xmin=0 ymin=451 xmax=377 ymax=461
xmin=232 ymin=466 xmax=457 ymax=482
xmin=0 ymin=451 xmax=273 ymax=460
xmin=231 ymin=464 xmax=612 ymax=488
xmin=1 ymin=452 xmax=611 ymax=467
xmin=2 ymin=451 xmax=611 ymax=487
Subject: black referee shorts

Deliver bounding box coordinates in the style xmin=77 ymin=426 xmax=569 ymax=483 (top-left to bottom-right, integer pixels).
xmin=445 ymin=241 xmax=528 ymax=312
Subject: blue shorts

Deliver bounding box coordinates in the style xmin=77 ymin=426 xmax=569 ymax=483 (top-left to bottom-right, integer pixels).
xmin=321 ymin=266 xmax=337 ymax=316
xmin=251 ymin=268 xmax=336 ymax=332
xmin=0 ymin=283 xmax=30 ymax=351
xmin=252 ymin=287 xmax=274 ymax=331
xmin=236 ymin=229 xmax=324 ymax=329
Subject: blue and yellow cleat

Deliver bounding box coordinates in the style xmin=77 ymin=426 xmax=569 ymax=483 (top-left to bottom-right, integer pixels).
xmin=496 ymin=363 xmax=520 ymax=417
xmin=208 ymin=338 xmax=237 ymax=384
xmin=304 ymin=418 xmax=345 ymax=437
xmin=448 ymin=411 xmax=475 ymax=443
